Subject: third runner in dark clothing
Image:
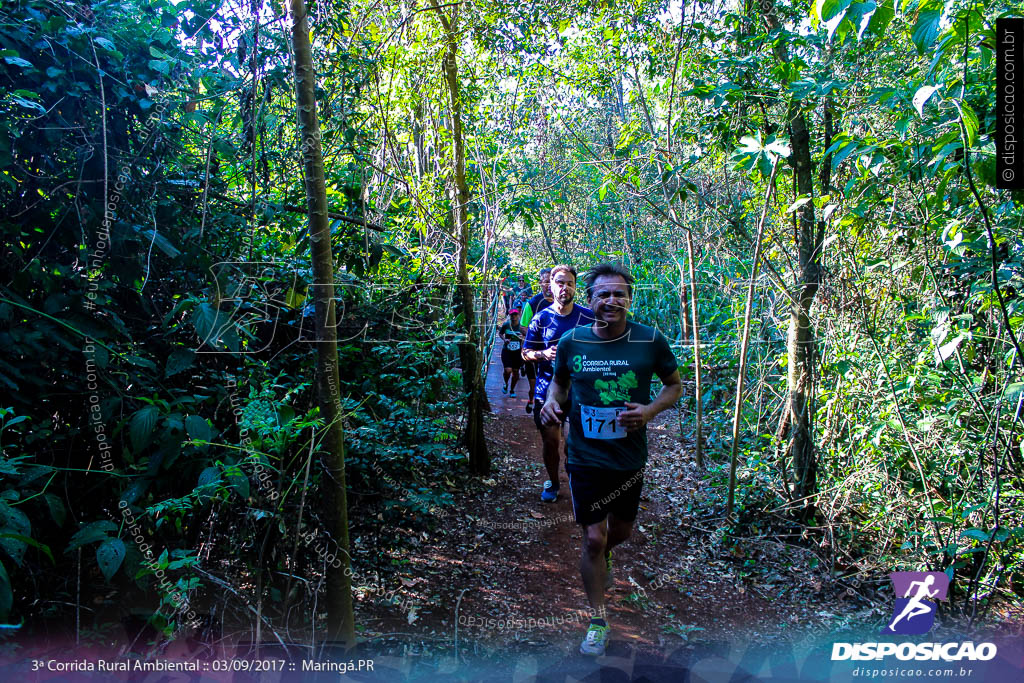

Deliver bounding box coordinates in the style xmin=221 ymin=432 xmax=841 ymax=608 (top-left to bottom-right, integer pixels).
xmin=520 ymin=268 xmax=553 ymax=413
xmin=523 ymin=264 xmax=594 ymax=502
xmin=519 ymin=271 xmax=553 ymax=329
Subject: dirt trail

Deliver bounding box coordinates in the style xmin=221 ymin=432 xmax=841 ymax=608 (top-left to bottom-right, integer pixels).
xmin=471 ymin=344 xmax=804 ymax=648
xmin=354 ymin=342 xmax=860 ymax=678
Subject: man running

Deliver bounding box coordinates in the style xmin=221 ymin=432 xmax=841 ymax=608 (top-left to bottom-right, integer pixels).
xmin=540 ymin=263 xmax=682 ymax=656
xmin=523 ymin=265 xmax=594 ymax=503
xmin=498 ymin=308 xmax=525 ymax=398
xmin=519 ymin=268 xmax=553 ymax=412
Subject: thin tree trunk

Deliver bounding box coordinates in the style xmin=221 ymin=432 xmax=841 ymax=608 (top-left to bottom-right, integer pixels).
xmin=676 ymin=259 xmax=690 ymax=345
xmin=786 ymin=103 xmax=820 ymax=507
xmin=435 ymin=1 xmax=490 ymax=473
xmin=727 ymin=160 xmax=780 ymax=517
xmin=413 ymin=100 xmax=427 ymax=181
xmin=685 ymin=231 xmax=703 ymax=468
xmin=537 ymin=212 xmax=558 ymax=263
xmin=761 ymin=2 xmax=823 ymax=509
xmin=628 ymin=56 xmax=702 ymax=467
xmin=288 ymin=0 xmax=355 ymax=643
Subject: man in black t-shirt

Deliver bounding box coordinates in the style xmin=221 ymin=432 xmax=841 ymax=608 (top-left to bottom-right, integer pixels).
xmin=540 ymin=263 xmax=681 ymax=657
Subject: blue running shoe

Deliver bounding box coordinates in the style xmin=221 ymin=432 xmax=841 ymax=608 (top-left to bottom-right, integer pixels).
xmin=540 ymin=480 xmax=559 ymax=503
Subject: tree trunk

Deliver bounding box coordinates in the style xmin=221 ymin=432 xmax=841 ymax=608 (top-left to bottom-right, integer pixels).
xmin=628 ymin=58 xmax=702 ymax=468
xmin=761 ymin=3 xmax=823 ymax=509
xmin=537 ymin=212 xmax=558 ymax=263
xmin=288 ymin=0 xmax=355 ymax=643
xmin=678 ymin=259 xmax=690 ymax=342
xmin=685 ymin=231 xmax=704 ymax=468
xmin=727 ymin=160 xmax=780 ymax=517
xmin=436 ymin=1 xmax=490 ymax=474
xmin=786 ymin=104 xmax=820 ymax=507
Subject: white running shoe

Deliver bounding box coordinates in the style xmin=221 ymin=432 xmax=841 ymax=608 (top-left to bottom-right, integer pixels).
xmin=580 ymin=621 xmax=610 ymax=656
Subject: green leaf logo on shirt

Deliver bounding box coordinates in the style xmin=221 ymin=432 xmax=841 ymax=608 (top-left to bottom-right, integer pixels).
xmin=594 ymin=371 xmax=637 ymax=405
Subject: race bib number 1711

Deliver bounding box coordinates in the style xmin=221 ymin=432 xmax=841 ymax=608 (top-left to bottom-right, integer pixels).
xmin=580 ymin=405 xmax=626 ymax=440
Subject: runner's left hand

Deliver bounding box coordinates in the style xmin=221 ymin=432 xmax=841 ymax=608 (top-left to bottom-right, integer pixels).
xmin=539 ymin=401 xmax=563 ymax=427
xmin=617 ymin=402 xmax=650 ymax=432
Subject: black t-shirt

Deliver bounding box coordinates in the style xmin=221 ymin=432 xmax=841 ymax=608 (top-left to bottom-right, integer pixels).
xmin=553 ymin=322 xmax=678 ymax=470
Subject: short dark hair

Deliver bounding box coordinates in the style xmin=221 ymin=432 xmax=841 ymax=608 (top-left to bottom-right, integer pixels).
xmin=583 ymin=262 xmax=634 ymax=300
xmin=549 ymin=264 xmax=577 ymax=283
xmin=538 ymin=268 xmax=552 ymax=279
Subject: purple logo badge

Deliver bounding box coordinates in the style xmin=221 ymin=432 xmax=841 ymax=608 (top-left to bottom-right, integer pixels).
xmin=882 ymin=571 xmax=950 ymax=635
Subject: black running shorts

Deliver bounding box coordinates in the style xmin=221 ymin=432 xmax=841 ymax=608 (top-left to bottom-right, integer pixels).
xmin=533 ymin=397 xmax=569 ymax=431
xmin=501 ymin=347 xmax=524 ymax=369
xmin=523 ymin=361 xmax=536 ymax=379
xmin=567 ymin=465 xmax=644 ymax=527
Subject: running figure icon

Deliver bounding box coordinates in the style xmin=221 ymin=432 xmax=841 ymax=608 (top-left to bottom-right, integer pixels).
xmin=888 ymin=575 xmax=938 ymax=631
xmin=882 ymin=571 xmax=950 ymax=635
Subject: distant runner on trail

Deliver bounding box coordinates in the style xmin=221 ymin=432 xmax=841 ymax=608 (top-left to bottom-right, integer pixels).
xmin=517 ymin=277 xmax=533 ymax=300
xmin=523 ymin=264 xmax=594 ymax=503
xmin=500 ymin=276 xmax=512 ymax=313
xmin=498 ymin=308 xmax=525 ymax=398
xmin=509 ymin=290 xmax=524 ymax=314
xmin=520 ymin=268 xmax=553 ymax=413
xmin=510 ymin=277 xmax=530 ymax=314
xmin=540 ymin=263 xmax=682 ymax=657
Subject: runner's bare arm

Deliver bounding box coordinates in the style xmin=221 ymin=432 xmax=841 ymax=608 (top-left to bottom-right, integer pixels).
xmin=618 ymin=370 xmax=683 ymax=432
xmin=522 ymin=319 xmax=541 ymax=362
xmin=540 ymin=374 xmax=570 ymax=426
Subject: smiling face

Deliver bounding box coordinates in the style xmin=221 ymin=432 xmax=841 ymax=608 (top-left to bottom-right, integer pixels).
xmin=589 ymin=274 xmax=631 ymax=327
xmin=550 ymin=269 xmax=576 ymax=306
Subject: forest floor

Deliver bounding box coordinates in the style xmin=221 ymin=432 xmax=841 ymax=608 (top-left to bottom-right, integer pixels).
xmin=347 ymin=344 xmax=884 ymax=680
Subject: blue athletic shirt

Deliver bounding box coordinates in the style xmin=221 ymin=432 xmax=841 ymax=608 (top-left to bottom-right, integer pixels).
xmin=524 ymin=304 xmax=595 ymax=403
